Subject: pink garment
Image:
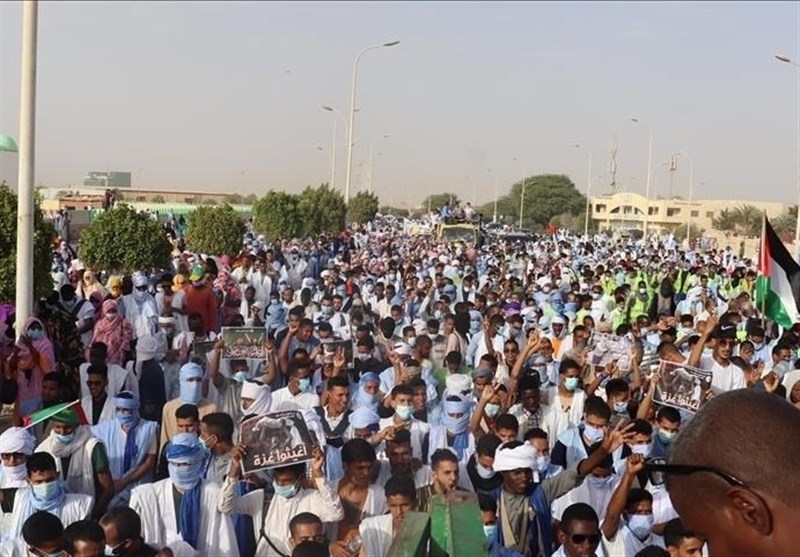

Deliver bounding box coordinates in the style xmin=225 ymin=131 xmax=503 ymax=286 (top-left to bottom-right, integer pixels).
xmin=16 ymin=317 xmax=56 ymax=417
xmin=89 ymin=299 xmax=133 ymax=366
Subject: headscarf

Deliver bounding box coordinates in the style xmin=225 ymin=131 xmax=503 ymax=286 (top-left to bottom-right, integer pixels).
xmin=349 ymin=407 xmax=380 ymax=432
xmin=20 ymin=317 xmax=55 ymax=372
xmin=90 ymin=299 xmax=132 ymax=366
xmin=0 ymin=427 xmax=35 ymax=455
xmin=172 ymin=274 xmax=188 ymax=293
xmin=134 ymin=335 xmax=159 ymax=378
xmin=179 ymin=362 xmax=204 ymax=405
xmin=353 ymin=372 xmax=381 ymax=411
xmin=442 ymin=394 xmax=471 ymax=459
xmin=114 ymin=392 xmax=141 ymax=473
xmin=241 ymin=380 xmax=272 ymax=417
xmin=493 ymin=442 xmax=537 ymax=472
xmin=165 ymin=432 xmax=203 ymax=549
xmin=79 ymin=270 xmax=107 ymax=299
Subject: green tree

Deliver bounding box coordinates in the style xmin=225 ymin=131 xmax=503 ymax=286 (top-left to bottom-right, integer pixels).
xmin=773 ymin=206 xmax=797 ymax=240
xmin=243 ymin=193 xmax=258 ymax=204
xmin=673 ymin=223 xmax=705 ymax=243
xmin=151 ymin=195 xmax=165 ymax=204
xmin=379 ymin=205 xmax=409 ymax=218
xmin=296 ymin=184 xmax=347 ymax=235
xmin=495 ymin=174 xmax=585 ymax=230
xmin=252 ymin=191 xmax=301 ymax=239
xmin=734 ymin=204 xmax=761 ymax=237
xmin=348 ymin=191 xmax=380 ymax=224
xmin=226 ymin=193 xmax=244 ymax=205
xmin=421 ymin=193 xmax=460 ymax=213
xmin=80 ymin=204 xmax=171 ymax=273
xmin=0 ymin=182 xmax=56 ymax=303
xmin=185 ymin=204 xmax=245 ymax=255
xmin=712 ymin=208 xmax=737 ymax=232
xmin=205 ymin=199 xmax=218 ymax=205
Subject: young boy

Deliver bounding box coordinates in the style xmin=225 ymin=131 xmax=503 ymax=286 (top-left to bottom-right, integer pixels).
xmin=359 ymin=476 xmax=417 ymax=557
xmin=663 ymin=518 xmax=704 ymax=557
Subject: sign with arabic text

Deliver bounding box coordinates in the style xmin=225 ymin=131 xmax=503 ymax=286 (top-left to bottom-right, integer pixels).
xmin=239 ymin=411 xmax=315 ymax=473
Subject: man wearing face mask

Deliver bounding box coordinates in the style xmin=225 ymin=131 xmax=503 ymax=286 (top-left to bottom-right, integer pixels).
xmin=379 ymin=385 xmax=430 ymax=463
xmin=553 ymin=453 xmax=617 ymax=528
xmin=182 ymin=266 xmax=218 ymax=335
xmin=159 ymin=363 xmax=218 ymax=453
xmin=131 ymin=432 xmax=239 ymax=555
xmin=601 ymin=455 xmax=664 ymax=555
xmin=542 ymin=359 xmax=587 ymax=446
xmin=427 ymin=394 xmax=475 ymax=464
xmin=2 ymin=452 xmax=93 ymax=542
xmin=100 ymin=506 xmax=173 ymax=557
xmin=197 ymin=412 xmax=236 ymax=485
xmin=36 ymin=406 xmax=114 ymax=519
xmin=648 ymin=407 xmax=680 ymax=460
xmin=91 ymin=392 xmax=158 ymax=507
xmin=219 ymin=446 xmax=342 ymax=557
xmin=466 ymin=433 xmax=504 ymax=495
xmin=271 ymin=360 xmax=320 ymax=411
xmin=118 ymin=274 xmax=158 ymax=340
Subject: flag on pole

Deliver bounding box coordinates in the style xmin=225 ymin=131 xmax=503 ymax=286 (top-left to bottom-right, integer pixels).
xmin=23 ymin=400 xmax=87 ymax=429
xmin=755 ymin=215 xmax=800 ymax=329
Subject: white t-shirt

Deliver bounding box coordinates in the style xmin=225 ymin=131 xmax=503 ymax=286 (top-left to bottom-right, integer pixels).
xmin=270 ymin=386 xmax=320 ymax=411
xmin=700 ymin=356 xmax=746 ymax=393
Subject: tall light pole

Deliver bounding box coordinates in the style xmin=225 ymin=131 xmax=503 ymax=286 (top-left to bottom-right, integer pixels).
xmin=16 ymin=0 xmax=38 ymax=333
xmin=774 ymin=54 xmax=800 ymax=250
xmin=630 ymin=117 xmax=654 ymax=238
xmin=344 ymin=40 xmax=400 ymax=203
xmin=321 ymin=105 xmax=350 ymax=192
xmin=682 ymin=153 xmax=694 ymax=247
xmin=575 ymin=144 xmax=593 ymax=236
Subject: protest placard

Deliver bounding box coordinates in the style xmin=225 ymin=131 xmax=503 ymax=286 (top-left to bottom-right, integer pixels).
xmin=588 ymin=331 xmax=633 ymax=372
xmin=192 ymin=340 xmax=216 ymax=366
xmin=653 ymin=359 xmax=713 ymax=413
xmin=239 ymin=411 xmax=315 ymax=474
xmin=221 ymin=327 xmax=266 ymax=359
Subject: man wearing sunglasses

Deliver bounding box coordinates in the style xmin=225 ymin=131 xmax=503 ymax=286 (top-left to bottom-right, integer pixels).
xmin=662 ymin=390 xmax=800 ymax=557
xmin=555 ymin=502 xmax=603 ymax=557
xmin=687 ymin=316 xmax=745 ymax=394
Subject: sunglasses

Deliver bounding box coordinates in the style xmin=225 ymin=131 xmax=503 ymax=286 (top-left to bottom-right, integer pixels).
xmin=569 ymin=533 xmax=601 ymax=545
xmin=135 ymin=285 xmax=148 ymax=291
xmin=645 ymin=459 xmax=747 ymax=490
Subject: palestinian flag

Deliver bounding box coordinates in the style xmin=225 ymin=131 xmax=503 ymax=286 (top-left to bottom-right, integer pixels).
xmin=23 ymin=400 xmax=88 ymax=429
xmin=756 ymin=215 xmax=800 ymax=329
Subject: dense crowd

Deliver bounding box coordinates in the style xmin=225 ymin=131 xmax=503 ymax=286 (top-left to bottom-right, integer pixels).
xmin=0 ymin=215 xmax=798 ymax=557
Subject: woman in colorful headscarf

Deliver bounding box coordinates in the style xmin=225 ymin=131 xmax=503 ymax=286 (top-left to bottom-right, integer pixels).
xmin=9 ymin=317 xmax=56 ymax=420
xmin=76 ymin=270 xmax=107 ymax=301
xmin=89 ymin=299 xmax=133 ymax=367
xmin=106 ymin=276 xmax=124 ymax=300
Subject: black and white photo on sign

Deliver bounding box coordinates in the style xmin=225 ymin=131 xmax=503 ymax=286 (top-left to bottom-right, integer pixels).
xmin=588 ymin=331 xmax=634 ymax=372
xmin=221 ymin=326 xmax=267 ymax=359
xmin=192 ymin=339 xmax=216 ymax=365
xmin=238 ymin=410 xmax=315 ymax=474
xmin=653 ymin=359 xmax=713 ymax=413
xmin=321 ymin=338 xmax=353 ymax=369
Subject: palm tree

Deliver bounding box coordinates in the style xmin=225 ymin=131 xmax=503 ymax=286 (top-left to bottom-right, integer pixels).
xmin=773 ymin=206 xmax=797 ymax=240
xmin=712 ymin=208 xmax=737 ymax=232
xmin=733 ymin=204 xmax=762 ymax=237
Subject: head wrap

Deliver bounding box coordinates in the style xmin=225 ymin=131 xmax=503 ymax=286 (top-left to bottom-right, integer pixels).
xmin=180 ymin=362 xmax=204 ymax=381
xmin=494 ymin=442 xmax=537 ymax=472
xmin=136 ymin=335 xmax=159 ymax=362
xmin=179 ymin=362 xmax=204 ymax=405
xmin=349 ymin=407 xmax=380 ymax=431
xmin=166 ymin=432 xmax=203 ymax=463
xmin=158 ymin=316 xmax=176 ymax=326
xmin=446 ymin=373 xmax=473 ymax=395
xmin=165 ymin=432 xmax=203 ymax=548
xmin=133 ymin=274 xmax=148 ymax=288
xmin=0 ymin=427 xmax=35 ymax=455
xmin=472 ymin=367 xmax=494 ymax=382
xmin=114 ymin=391 xmax=140 ymax=411
xmin=393 ymin=342 xmax=412 ymax=357
xmin=51 ymin=406 xmax=80 ymax=426
xmin=241 ymin=380 xmax=272 ymax=417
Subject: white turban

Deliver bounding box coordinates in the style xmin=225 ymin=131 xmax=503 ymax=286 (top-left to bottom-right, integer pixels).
xmin=494 ymin=442 xmax=537 ymax=472
xmin=446 ymin=373 xmax=473 ymax=395
xmin=136 ymin=335 xmax=159 ymax=362
xmin=0 ymin=427 xmax=36 ymax=455
xmin=393 ymin=343 xmax=412 ymax=357
xmin=241 ymin=380 xmax=272 ymax=417
xmin=349 ymin=407 xmax=380 ymax=430
xmin=133 ymin=274 xmax=148 ymax=288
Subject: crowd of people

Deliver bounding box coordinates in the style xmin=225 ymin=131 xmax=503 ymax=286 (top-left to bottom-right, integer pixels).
xmin=0 ymin=216 xmax=798 ymax=557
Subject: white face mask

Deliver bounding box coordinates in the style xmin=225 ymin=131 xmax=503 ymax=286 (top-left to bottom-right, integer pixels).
xmin=475 ymin=462 xmax=495 ymax=479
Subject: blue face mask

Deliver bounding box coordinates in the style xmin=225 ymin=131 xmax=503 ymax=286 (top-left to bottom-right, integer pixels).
xmin=583 ymin=424 xmax=605 ymax=444
xmin=443 ymin=413 xmax=470 ymax=435
xmin=395 ymin=405 xmax=414 ymax=421
xmin=297 ymin=378 xmax=311 ymax=393
xmin=657 ymin=430 xmax=676 ymax=445
xmin=168 ymin=462 xmax=202 ymax=490
xmin=32 ymin=480 xmax=62 ymax=502
xmin=483 ymin=524 xmax=498 ymax=542
xmin=28 ymin=328 xmax=44 ymax=341
xmin=484 ymin=403 xmax=501 ymax=418
xmin=232 ymin=371 xmax=248 ymax=384
xmin=54 ymin=432 xmax=75 ymax=445
xmin=564 ymin=377 xmax=580 ymax=391
xmin=273 ymin=481 xmax=298 ymax=499
xmin=180 ymin=381 xmax=202 ymax=405
xmin=116 ymin=412 xmax=139 ymax=429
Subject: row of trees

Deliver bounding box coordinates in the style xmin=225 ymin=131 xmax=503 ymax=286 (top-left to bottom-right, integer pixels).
xmin=712 ymin=204 xmax=797 ymax=239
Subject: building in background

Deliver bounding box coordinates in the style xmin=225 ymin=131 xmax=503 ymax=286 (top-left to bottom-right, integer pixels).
xmin=589 ymin=192 xmax=787 ymax=235
xmin=83 ymin=170 xmax=132 ymax=189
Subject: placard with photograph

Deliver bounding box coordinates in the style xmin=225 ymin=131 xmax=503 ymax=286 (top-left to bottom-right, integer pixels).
xmin=653 ymin=359 xmax=713 ymax=413
xmin=238 ymin=411 xmax=315 ymax=474
xmin=221 ymin=327 xmax=266 ymax=359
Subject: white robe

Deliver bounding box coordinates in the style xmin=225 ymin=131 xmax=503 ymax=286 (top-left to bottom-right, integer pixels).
xmin=79 ymin=362 xmax=136 ymax=399
xmin=218 ymin=476 xmax=344 ymax=557
xmin=4 ymin=489 xmax=93 ymax=542
xmin=359 ymin=513 xmax=394 ymax=557
xmin=130 ymin=478 xmax=240 ymax=556
xmin=81 ymin=394 xmax=117 ymax=425
xmin=36 ymin=427 xmax=100 ymax=497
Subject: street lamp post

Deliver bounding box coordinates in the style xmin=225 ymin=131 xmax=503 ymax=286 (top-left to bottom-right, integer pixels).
xmin=344 ymin=40 xmax=400 ymax=204
xmin=630 ymin=118 xmax=654 ymax=238
xmin=575 ymin=144 xmax=593 ymax=236
xmin=321 ymin=105 xmax=350 ymax=192
xmin=774 ymin=54 xmax=800 ymax=251
xmin=519 ymin=169 xmax=527 ymax=229
xmin=16 ymin=0 xmax=38 ymax=333
xmin=684 ymin=154 xmax=694 ymax=247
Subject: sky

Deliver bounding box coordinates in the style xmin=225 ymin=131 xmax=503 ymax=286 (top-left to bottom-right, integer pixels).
xmin=0 ymin=1 xmax=798 ymax=207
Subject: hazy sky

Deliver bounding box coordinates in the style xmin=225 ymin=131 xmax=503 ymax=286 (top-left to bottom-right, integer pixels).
xmin=0 ymin=1 xmax=798 ymax=207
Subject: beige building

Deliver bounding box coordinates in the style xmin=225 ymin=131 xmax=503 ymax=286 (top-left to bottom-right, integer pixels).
xmin=589 ymin=192 xmax=788 ymax=235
